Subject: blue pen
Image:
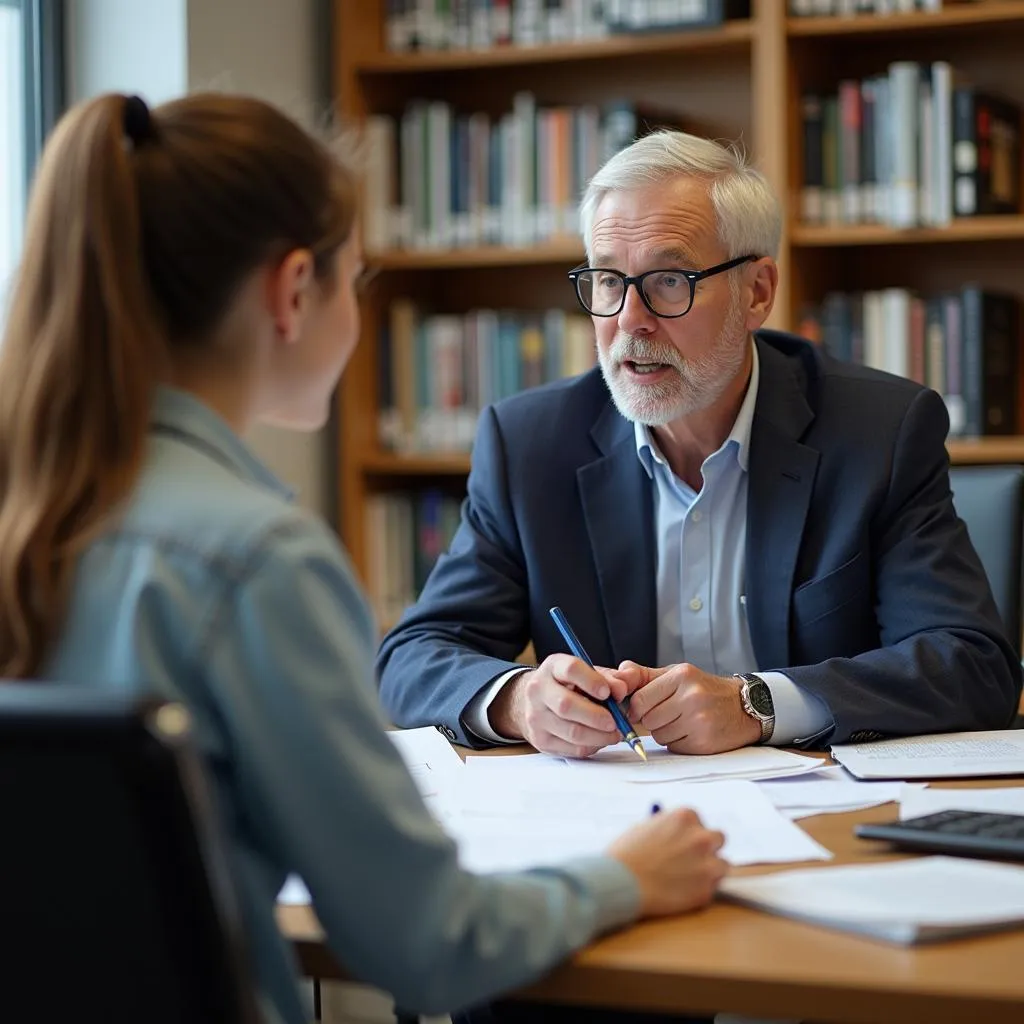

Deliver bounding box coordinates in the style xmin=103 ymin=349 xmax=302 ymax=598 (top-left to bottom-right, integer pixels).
xmin=548 ymin=605 xmax=647 ymax=762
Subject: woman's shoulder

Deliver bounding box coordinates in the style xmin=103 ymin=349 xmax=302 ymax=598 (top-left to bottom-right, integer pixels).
xmin=121 ymin=434 xmax=351 ymax=587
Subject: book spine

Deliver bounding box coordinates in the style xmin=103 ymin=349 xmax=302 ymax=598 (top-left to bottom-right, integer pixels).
xmin=801 ymin=93 xmax=824 ymax=225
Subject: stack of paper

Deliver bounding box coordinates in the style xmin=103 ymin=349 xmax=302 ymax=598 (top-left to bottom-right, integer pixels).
xmin=721 ymin=856 xmax=1024 ymax=944
xmin=386 ymin=725 xmax=465 ymax=797
xmin=757 ymin=766 xmax=919 ymax=820
xmin=437 ymin=775 xmax=831 ymax=873
xmin=280 ymin=730 xmax=841 ymax=907
xmin=471 ymin=735 xmax=826 ymax=784
xmin=832 ymin=729 xmax=1024 ymax=780
xmin=899 ymin=785 xmax=1024 ymax=820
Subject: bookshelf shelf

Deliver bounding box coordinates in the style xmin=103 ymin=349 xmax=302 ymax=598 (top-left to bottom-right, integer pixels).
xmin=358 ymin=438 xmax=1024 ymax=477
xmin=362 ymin=452 xmax=472 ymax=476
xmin=787 ymin=2 xmax=1024 ymax=38
xmin=355 ymin=20 xmax=754 ymax=74
xmin=790 ymin=217 xmax=1024 ymax=247
xmin=370 ymin=242 xmax=584 ymax=271
xmin=947 ymin=437 xmax=1024 ymax=465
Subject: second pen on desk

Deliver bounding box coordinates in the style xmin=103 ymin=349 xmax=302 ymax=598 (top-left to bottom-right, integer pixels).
xmin=548 ymin=605 xmax=647 ymax=762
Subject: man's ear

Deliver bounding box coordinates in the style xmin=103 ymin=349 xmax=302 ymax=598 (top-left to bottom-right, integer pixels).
xmin=269 ymin=249 xmax=315 ymax=345
xmin=743 ymin=257 xmax=778 ymax=331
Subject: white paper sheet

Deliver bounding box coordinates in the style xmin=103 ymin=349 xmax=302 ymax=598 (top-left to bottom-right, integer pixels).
xmin=551 ymin=735 xmax=826 ymax=783
xmin=438 ymin=776 xmax=831 ymax=873
xmin=386 ymin=726 xmax=464 ymax=796
xmin=721 ymin=856 xmax=1024 ymax=944
xmin=757 ymin=765 xmax=919 ymax=820
xmin=899 ymin=785 xmax=1024 ymax=820
xmin=831 ymin=729 xmax=1024 ymax=780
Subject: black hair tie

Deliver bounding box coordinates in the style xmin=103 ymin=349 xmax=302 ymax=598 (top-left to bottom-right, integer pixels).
xmin=123 ymin=95 xmax=155 ymax=149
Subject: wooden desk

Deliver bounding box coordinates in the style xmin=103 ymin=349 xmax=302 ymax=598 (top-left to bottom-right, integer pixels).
xmin=277 ymin=761 xmax=1024 ymax=1024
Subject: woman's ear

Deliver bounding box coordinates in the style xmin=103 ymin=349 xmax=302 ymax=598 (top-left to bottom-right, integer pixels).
xmin=269 ymin=249 xmax=315 ymax=345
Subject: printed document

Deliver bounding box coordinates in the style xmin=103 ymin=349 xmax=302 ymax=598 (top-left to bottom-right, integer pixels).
xmin=721 ymin=856 xmax=1024 ymax=944
xmin=832 ymin=730 xmax=1024 ymax=779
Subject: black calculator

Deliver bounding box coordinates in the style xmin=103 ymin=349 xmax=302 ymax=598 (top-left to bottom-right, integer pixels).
xmin=856 ymin=809 xmax=1024 ymax=860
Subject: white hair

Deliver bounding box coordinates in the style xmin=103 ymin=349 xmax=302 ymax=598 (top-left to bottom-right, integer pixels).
xmin=580 ymin=130 xmax=781 ymax=263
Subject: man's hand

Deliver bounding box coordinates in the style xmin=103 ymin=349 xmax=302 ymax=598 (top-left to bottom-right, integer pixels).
xmin=615 ymin=661 xmax=762 ymax=754
xmin=488 ymin=654 xmax=628 ymax=757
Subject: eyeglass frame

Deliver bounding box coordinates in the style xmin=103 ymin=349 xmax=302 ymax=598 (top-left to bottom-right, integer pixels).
xmin=567 ymin=253 xmax=759 ymax=319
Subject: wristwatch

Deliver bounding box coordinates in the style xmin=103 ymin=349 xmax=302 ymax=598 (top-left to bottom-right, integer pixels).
xmin=734 ymin=672 xmax=775 ymax=744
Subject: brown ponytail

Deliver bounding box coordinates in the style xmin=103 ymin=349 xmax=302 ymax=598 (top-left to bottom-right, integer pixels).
xmin=0 ymin=92 xmax=358 ymax=677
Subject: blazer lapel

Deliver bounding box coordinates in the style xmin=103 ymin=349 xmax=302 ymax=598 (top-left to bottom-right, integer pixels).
xmin=746 ymin=338 xmax=820 ymax=671
xmin=577 ymin=403 xmax=658 ymax=668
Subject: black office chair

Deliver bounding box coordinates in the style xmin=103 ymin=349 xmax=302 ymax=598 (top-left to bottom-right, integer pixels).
xmin=0 ymin=686 xmax=262 ymax=1024
xmin=949 ymin=464 xmax=1024 ymax=658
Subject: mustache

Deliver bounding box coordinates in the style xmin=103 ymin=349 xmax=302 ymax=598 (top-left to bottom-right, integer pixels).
xmin=608 ymin=334 xmax=684 ymax=371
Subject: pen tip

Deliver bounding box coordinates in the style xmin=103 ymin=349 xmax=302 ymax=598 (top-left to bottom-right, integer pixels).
xmin=634 ymin=743 xmax=647 ymax=762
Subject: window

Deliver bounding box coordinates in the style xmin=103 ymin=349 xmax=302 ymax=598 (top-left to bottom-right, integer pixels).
xmin=0 ymin=0 xmax=62 ymax=316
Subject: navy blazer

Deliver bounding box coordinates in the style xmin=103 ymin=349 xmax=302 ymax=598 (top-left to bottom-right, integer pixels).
xmin=377 ymin=330 xmax=1022 ymax=748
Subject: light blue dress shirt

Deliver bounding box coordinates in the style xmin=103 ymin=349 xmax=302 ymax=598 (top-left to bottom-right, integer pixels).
xmin=43 ymin=388 xmax=639 ymax=1024
xmin=634 ymin=343 xmax=832 ymax=745
xmin=466 ymin=343 xmax=833 ymax=745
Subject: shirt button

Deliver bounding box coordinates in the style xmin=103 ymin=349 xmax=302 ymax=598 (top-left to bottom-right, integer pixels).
xmin=689 ymin=596 xmax=703 ymax=612
xmin=691 ymin=509 xmax=703 ymax=523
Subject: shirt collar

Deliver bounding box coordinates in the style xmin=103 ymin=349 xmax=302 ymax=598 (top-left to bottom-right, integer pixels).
xmin=635 ymin=339 xmax=760 ymax=478
xmin=150 ymin=386 xmax=294 ymax=499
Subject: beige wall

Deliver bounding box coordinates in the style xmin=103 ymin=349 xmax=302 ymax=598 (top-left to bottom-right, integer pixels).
xmin=66 ymin=0 xmax=336 ymax=520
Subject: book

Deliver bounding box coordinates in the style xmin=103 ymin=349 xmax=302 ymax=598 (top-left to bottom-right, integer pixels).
xmin=953 ymin=86 xmax=1022 ymax=217
xmin=721 ymin=856 xmax=1024 ymax=945
xmin=961 ymin=287 xmax=1020 ymax=437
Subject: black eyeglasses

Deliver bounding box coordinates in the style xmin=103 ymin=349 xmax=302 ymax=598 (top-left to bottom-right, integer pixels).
xmin=568 ymin=254 xmax=758 ymax=319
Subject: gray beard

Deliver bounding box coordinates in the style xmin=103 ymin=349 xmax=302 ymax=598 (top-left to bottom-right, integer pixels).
xmin=599 ymin=319 xmax=748 ymax=426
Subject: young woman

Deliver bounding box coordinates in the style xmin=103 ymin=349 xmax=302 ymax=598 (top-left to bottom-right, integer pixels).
xmin=0 ymin=92 xmax=726 ymax=1024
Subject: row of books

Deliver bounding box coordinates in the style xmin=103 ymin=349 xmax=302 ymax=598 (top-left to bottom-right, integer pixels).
xmin=799 ymin=286 xmax=1020 ymax=437
xmin=385 ymin=0 xmax=745 ymax=53
xmin=801 ymin=66 xmax=1020 ymax=228
xmin=789 ymin=0 xmax=946 ymax=14
xmin=365 ymin=490 xmax=463 ymax=627
xmin=363 ymin=96 xmax=662 ymax=252
xmin=378 ymin=302 xmax=596 ymax=454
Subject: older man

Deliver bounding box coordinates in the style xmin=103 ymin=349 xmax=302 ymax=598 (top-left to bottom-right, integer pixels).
xmin=377 ymin=129 xmax=1021 ymax=766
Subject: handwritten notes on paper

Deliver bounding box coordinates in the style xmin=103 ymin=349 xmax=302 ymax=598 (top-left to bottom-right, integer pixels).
xmin=438 ymin=775 xmax=830 ymax=873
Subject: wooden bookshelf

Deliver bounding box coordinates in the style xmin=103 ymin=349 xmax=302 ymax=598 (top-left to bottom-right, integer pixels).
xmin=334 ymin=0 xmax=1024 ymax=595
xmin=355 ymin=19 xmax=754 ymax=73
xmin=372 ymin=242 xmax=583 ymax=271
xmin=791 ymin=216 xmax=1024 ymax=247
xmin=360 ymin=442 xmax=1021 ymax=481
xmin=787 ymin=1 xmax=1024 ymax=37
xmin=362 ymin=452 xmax=472 ymax=477
xmin=947 ymin=436 xmax=1024 ymax=465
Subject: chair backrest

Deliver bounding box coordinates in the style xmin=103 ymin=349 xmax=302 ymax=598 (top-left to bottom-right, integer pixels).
xmin=949 ymin=464 xmax=1024 ymax=657
xmin=0 ymin=686 xmax=262 ymax=1024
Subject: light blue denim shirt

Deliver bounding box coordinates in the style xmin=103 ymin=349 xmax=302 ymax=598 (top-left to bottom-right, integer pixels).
xmin=43 ymin=388 xmax=639 ymax=1024
xmin=635 ymin=343 xmax=833 ymax=744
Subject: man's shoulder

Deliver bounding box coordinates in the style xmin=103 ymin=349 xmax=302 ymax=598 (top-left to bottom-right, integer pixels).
xmin=757 ymin=328 xmax=928 ymax=404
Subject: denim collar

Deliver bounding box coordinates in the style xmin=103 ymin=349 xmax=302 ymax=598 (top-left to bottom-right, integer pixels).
xmin=150 ymin=386 xmax=294 ymax=500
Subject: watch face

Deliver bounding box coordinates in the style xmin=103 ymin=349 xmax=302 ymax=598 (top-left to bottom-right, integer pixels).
xmin=748 ymin=680 xmax=774 ymax=717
